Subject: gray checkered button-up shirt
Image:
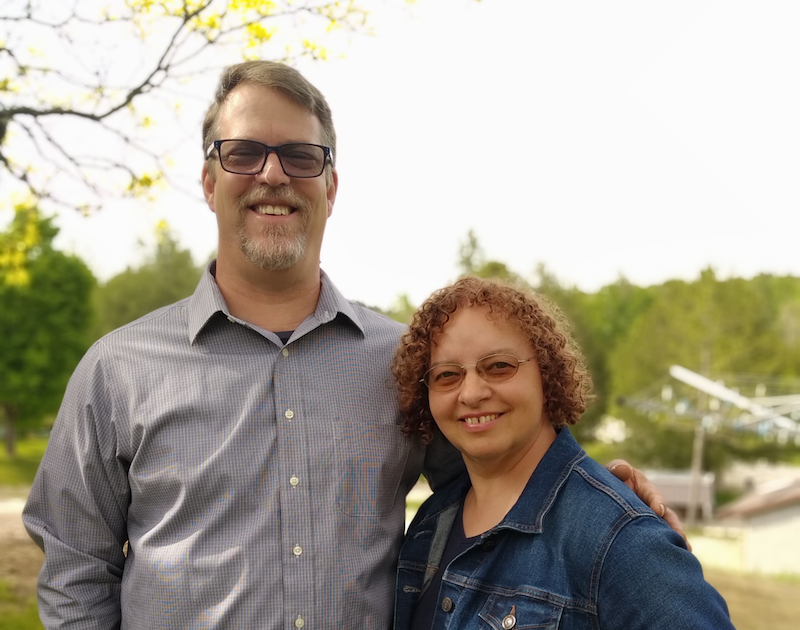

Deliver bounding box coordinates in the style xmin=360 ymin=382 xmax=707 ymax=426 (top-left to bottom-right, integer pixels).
xmin=23 ymin=265 xmax=462 ymax=629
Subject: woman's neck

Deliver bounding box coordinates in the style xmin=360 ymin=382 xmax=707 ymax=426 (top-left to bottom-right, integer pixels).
xmin=461 ymin=422 xmax=557 ymax=537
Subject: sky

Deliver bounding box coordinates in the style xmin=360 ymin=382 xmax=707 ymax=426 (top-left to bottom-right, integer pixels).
xmin=10 ymin=0 xmax=800 ymax=310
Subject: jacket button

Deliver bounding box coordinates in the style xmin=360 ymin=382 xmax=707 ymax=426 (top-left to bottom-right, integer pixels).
xmin=502 ymin=613 xmax=517 ymax=629
xmin=441 ymin=597 xmax=454 ymax=612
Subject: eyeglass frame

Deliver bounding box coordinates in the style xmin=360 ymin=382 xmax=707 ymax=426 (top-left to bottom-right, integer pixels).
xmin=205 ymin=139 xmax=333 ymax=178
xmin=420 ymin=353 xmax=536 ymax=393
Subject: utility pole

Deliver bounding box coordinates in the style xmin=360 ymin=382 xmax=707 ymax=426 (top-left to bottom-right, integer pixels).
xmin=686 ymin=420 xmax=706 ymax=528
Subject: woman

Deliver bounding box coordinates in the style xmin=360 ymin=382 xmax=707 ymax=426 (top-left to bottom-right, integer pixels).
xmin=392 ymin=277 xmax=734 ymax=630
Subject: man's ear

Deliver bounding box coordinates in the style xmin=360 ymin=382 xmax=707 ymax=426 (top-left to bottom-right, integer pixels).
xmin=326 ymin=168 xmax=338 ymax=218
xmin=202 ymin=163 xmax=216 ymax=212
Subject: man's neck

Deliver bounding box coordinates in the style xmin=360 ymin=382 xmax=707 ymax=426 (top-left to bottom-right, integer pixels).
xmin=213 ymin=257 xmax=322 ymax=332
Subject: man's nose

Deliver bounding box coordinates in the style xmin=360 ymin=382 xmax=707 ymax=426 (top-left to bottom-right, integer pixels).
xmin=255 ymin=151 xmax=290 ymax=186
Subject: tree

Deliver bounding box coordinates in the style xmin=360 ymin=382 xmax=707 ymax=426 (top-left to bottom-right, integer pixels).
xmin=1 ymin=0 xmax=415 ymax=213
xmin=380 ymin=293 xmax=417 ymax=325
xmin=607 ymin=270 xmax=800 ymax=472
xmin=0 ymin=204 xmax=95 ymax=455
xmin=457 ymin=229 xmax=530 ymax=289
xmin=92 ymin=221 xmax=204 ymax=338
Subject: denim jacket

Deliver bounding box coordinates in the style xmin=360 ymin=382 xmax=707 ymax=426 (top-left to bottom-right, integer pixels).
xmin=395 ymin=429 xmax=734 ymax=630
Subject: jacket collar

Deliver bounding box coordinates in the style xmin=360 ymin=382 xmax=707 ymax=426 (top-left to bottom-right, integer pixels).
xmin=414 ymin=428 xmax=587 ymax=536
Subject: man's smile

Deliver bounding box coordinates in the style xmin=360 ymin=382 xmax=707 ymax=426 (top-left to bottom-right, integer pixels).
xmin=251 ymin=204 xmax=293 ymax=216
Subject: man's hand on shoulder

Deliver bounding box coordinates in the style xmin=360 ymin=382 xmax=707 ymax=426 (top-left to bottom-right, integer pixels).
xmin=606 ymin=459 xmax=691 ymax=551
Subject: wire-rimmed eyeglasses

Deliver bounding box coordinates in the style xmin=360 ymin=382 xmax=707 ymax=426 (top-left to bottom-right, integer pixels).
xmin=421 ymin=354 xmax=535 ymax=393
xmin=206 ymin=139 xmax=332 ymax=178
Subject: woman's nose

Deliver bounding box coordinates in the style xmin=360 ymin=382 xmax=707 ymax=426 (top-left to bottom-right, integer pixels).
xmin=458 ymin=368 xmax=492 ymax=406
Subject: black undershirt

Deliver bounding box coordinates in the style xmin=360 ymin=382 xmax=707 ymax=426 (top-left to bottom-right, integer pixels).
xmin=276 ymin=330 xmax=292 ymax=344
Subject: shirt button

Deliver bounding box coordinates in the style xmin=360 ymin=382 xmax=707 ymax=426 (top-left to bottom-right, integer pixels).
xmin=293 ymin=545 xmax=303 ymax=556
xmin=227 ymin=316 xmax=235 ymax=323
xmin=282 ymin=348 xmax=289 ymax=357
xmin=285 ymin=409 xmax=295 ymax=420
xmin=294 ymin=616 xmax=305 ymax=628
xmin=441 ymin=597 xmax=454 ymax=612
xmin=290 ymin=476 xmax=299 ymax=487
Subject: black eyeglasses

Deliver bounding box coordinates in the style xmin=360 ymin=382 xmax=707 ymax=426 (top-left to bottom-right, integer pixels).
xmin=421 ymin=354 xmax=535 ymax=393
xmin=206 ymin=139 xmax=332 ymax=178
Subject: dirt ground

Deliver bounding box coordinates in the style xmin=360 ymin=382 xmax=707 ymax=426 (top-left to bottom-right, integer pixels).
xmin=0 ymin=505 xmax=43 ymax=597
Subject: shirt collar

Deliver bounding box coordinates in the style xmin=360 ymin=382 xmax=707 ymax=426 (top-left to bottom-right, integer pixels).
xmin=187 ymin=261 xmax=366 ymax=345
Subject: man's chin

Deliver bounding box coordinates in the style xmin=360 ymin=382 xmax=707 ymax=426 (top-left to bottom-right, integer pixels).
xmin=241 ymin=241 xmax=306 ymax=271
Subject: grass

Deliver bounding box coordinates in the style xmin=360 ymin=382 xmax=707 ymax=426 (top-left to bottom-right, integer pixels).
xmin=0 ymin=435 xmax=48 ymax=490
xmin=706 ymin=570 xmax=800 ymax=630
xmin=0 ymin=582 xmax=43 ymax=630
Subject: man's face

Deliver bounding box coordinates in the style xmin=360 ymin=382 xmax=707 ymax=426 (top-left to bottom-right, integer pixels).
xmin=202 ymin=84 xmax=337 ymax=273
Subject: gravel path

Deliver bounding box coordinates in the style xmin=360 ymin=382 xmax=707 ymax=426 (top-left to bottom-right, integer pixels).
xmin=0 ymin=498 xmax=43 ymax=595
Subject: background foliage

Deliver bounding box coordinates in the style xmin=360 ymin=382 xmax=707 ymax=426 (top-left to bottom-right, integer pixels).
xmin=91 ymin=221 xmax=204 ymax=339
xmin=0 ymin=207 xmax=95 ymax=455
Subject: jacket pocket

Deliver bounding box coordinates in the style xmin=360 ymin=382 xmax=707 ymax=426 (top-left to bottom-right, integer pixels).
xmin=479 ymin=593 xmax=562 ymax=629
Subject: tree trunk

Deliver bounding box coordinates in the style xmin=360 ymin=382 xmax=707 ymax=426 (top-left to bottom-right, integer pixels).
xmin=3 ymin=404 xmax=16 ymax=457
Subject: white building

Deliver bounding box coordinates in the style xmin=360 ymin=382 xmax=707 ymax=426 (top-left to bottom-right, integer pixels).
xmin=643 ymin=470 xmax=716 ymax=522
xmin=716 ymin=478 xmax=800 ymax=576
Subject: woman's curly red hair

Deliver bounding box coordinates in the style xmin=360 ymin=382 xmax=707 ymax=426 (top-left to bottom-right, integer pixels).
xmin=392 ymin=276 xmax=593 ymax=444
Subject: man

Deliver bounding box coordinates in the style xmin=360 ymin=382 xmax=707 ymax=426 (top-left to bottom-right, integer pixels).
xmin=24 ymin=61 xmax=677 ymax=630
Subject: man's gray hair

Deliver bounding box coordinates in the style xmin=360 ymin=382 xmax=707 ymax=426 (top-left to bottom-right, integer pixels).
xmin=203 ymin=61 xmax=337 ymax=180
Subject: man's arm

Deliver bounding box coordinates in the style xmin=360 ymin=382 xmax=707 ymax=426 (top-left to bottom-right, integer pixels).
xmin=23 ymin=344 xmax=129 ymax=629
xmin=420 ymin=427 xmax=466 ymax=491
xmin=606 ymin=459 xmax=689 ymax=548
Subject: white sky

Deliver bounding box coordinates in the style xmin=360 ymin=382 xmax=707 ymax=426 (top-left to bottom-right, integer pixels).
xmin=15 ymin=0 xmax=800 ymax=310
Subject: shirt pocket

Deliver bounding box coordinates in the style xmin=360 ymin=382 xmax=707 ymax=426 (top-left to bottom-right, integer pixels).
xmin=479 ymin=593 xmax=563 ymax=629
xmin=335 ymin=421 xmax=412 ymax=517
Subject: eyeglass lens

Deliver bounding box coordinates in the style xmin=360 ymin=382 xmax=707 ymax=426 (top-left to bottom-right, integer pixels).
xmin=217 ymin=140 xmax=327 ymax=177
xmin=424 ymin=355 xmax=522 ymax=392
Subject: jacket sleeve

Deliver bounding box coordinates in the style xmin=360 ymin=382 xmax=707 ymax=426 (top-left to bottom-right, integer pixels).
xmin=22 ymin=342 xmax=130 ymax=630
xmin=598 ymin=515 xmax=735 ymax=630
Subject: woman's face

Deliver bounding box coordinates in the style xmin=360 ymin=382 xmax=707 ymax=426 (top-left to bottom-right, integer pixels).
xmin=427 ymin=306 xmax=556 ymax=472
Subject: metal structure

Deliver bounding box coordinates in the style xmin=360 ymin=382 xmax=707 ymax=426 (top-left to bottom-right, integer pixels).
xmin=623 ymin=366 xmax=800 ymax=526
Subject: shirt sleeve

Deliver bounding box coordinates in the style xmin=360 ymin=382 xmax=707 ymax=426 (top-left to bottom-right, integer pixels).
xmin=421 ymin=428 xmax=466 ymax=492
xmin=598 ymin=515 xmax=735 ymax=630
xmin=23 ymin=341 xmax=130 ymax=630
